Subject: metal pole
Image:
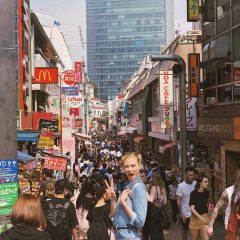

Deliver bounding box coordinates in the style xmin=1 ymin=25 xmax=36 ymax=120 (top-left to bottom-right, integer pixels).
xmin=149 ymin=55 xmax=187 ymax=179
xmin=0 ymin=0 xmax=17 ymax=160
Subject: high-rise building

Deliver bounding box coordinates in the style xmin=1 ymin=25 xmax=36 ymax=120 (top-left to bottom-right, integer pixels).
xmin=86 ymin=0 xmax=174 ymax=100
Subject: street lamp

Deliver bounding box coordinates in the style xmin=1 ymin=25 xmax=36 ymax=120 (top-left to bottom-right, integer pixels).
xmin=149 ymin=54 xmax=187 ymax=179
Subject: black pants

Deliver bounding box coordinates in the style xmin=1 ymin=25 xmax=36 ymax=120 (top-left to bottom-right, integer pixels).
xmin=149 ymin=220 xmax=164 ymax=240
xmin=142 ymin=221 xmax=150 ymax=240
xmin=170 ymin=199 xmax=178 ymax=222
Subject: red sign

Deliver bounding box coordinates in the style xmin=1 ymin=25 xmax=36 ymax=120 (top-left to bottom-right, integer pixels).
xmin=70 ymin=108 xmax=80 ymax=116
xmin=43 ymin=156 xmax=67 ymax=171
xmin=63 ymin=70 xmax=76 ymax=85
xmin=74 ymin=62 xmax=82 ymax=83
xmin=188 ymin=53 xmax=200 ymax=97
xmin=33 ymin=67 xmax=58 ymax=84
xmin=32 ymin=112 xmax=54 ymax=130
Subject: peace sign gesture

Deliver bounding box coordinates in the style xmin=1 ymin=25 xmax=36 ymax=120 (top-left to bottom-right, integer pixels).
xmin=105 ymin=178 xmax=116 ymax=202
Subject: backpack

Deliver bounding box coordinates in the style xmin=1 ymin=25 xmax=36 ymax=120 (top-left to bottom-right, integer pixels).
xmin=87 ymin=209 xmax=110 ymax=240
xmin=46 ymin=201 xmax=70 ymax=234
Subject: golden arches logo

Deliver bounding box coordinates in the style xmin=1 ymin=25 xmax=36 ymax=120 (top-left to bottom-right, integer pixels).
xmin=37 ymin=70 xmax=51 ymax=82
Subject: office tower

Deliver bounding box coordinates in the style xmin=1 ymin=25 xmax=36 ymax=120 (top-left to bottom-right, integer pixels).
xmin=86 ymin=0 xmax=174 ymax=100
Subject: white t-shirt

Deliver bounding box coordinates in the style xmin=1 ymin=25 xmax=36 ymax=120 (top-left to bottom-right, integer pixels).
xmin=176 ymin=181 xmax=196 ymax=218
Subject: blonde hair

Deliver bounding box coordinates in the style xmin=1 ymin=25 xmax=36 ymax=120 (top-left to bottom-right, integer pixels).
xmin=122 ymin=152 xmax=142 ymax=166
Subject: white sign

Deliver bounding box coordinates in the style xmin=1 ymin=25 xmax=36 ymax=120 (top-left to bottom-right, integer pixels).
xmin=160 ymin=70 xmax=173 ymax=105
xmin=160 ymin=106 xmax=174 ymax=129
xmin=186 ymin=97 xmax=197 ymax=130
xmin=66 ymin=92 xmax=84 ymax=107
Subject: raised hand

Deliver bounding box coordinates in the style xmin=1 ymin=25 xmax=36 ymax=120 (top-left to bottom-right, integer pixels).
xmin=105 ymin=178 xmax=116 ymax=202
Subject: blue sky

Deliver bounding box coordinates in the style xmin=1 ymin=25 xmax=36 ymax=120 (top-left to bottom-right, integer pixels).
xmin=31 ymin=0 xmax=192 ymax=60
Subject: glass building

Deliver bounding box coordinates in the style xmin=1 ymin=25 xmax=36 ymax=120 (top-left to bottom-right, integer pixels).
xmin=86 ymin=0 xmax=174 ymax=100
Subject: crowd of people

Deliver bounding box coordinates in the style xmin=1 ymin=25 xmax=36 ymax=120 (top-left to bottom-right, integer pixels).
xmin=0 ymin=130 xmax=240 ymax=240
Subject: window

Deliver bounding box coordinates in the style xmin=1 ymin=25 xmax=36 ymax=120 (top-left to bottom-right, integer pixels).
xmin=152 ymin=81 xmax=159 ymax=116
xmin=217 ymin=85 xmax=232 ymax=103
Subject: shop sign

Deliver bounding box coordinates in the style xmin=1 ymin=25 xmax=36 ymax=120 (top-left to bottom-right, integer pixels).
xmin=33 ymin=67 xmax=58 ymax=84
xmin=38 ymin=119 xmax=58 ymax=132
xmin=0 ymin=160 xmax=18 ymax=184
xmin=205 ymin=0 xmax=215 ymax=22
xmin=233 ymin=84 xmax=240 ymax=96
xmin=62 ymin=87 xmax=79 ymax=95
xmin=63 ymin=70 xmax=76 ymax=86
xmin=74 ymin=62 xmax=82 ymax=83
xmin=37 ymin=136 xmax=54 ymax=149
xmin=0 ymin=183 xmax=18 ymax=207
xmin=160 ymin=70 xmax=173 ymax=105
xmin=69 ymin=108 xmax=80 ymax=117
xmin=160 ymin=106 xmax=174 ymax=129
xmin=187 ymin=0 xmax=199 ymax=22
xmin=198 ymin=118 xmax=233 ymax=139
xmin=186 ymin=97 xmax=197 ymax=130
xmin=66 ymin=93 xmax=84 ymax=107
xmin=44 ymin=156 xmax=67 ymax=171
xmin=188 ymin=53 xmax=200 ymax=97
xmin=0 ymin=207 xmax=12 ymax=216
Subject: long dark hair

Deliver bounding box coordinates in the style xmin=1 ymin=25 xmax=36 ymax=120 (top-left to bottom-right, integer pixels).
xmin=231 ymin=173 xmax=240 ymax=213
xmin=195 ymin=173 xmax=208 ymax=191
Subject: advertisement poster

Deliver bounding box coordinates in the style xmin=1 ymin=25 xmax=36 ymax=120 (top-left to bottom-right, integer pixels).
xmin=38 ymin=136 xmax=54 ymax=149
xmin=44 ymin=156 xmax=67 ymax=171
xmin=0 ymin=183 xmax=18 ymax=207
xmin=0 ymin=160 xmax=18 ymax=184
xmin=186 ymin=97 xmax=197 ymax=130
xmin=160 ymin=106 xmax=174 ymax=129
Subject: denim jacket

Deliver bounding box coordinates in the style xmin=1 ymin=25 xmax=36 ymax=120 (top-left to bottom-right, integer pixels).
xmin=113 ymin=176 xmax=147 ymax=240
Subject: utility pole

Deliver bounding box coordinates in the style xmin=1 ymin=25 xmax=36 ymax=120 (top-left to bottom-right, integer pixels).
xmin=0 ymin=0 xmax=17 ymax=160
xmin=150 ymin=55 xmax=187 ymax=178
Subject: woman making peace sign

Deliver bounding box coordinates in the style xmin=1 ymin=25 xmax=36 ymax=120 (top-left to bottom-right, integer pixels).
xmin=106 ymin=152 xmax=148 ymax=240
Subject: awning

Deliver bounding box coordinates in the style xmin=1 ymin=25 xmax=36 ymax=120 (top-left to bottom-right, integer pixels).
xmin=134 ymin=135 xmax=146 ymax=143
xmin=126 ymin=126 xmax=137 ymax=134
xmin=74 ymin=133 xmax=91 ymax=140
xmin=17 ymin=151 xmax=36 ymax=162
xmin=17 ymin=132 xmax=39 ymax=142
xmin=159 ymin=142 xmax=176 ymax=154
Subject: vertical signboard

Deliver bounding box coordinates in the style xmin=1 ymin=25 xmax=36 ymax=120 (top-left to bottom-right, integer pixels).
xmin=205 ymin=0 xmax=215 ymax=22
xmin=186 ymin=97 xmax=197 ymax=130
xmin=187 ymin=0 xmax=199 ymax=22
xmin=160 ymin=70 xmax=174 ymax=128
xmin=188 ymin=53 xmax=200 ymax=97
xmin=74 ymin=62 xmax=82 ymax=83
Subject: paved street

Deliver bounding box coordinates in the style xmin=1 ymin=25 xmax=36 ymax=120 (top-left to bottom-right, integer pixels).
xmin=164 ymin=218 xmax=225 ymax=240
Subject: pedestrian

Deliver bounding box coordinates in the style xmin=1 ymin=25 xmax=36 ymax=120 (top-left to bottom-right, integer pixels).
xmin=0 ymin=194 xmax=51 ymax=240
xmin=87 ymin=185 xmax=113 ymax=240
xmin=176 ymin=167 xmax=196 ymax=240
xmin=206 ymin=170 xmax=240 ymax=239
xmin=106 ymin=152 xmax=148 ymax=240
xmin=43 ymin=179 xmax=78 ymax=240
xmin=169 ymin=177 xmax=179 ymax=223
xmin=149 ymin=172 xmax=167 ymax=240
xmin=189 ymin=173 xmax=209 ymax=240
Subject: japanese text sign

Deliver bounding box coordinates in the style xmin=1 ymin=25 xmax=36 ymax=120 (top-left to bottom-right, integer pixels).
xmin=62 ymin=87 xmax=79 ymax=95
xmin=188 ymin=53 xmax=200 ymax=97
xmin=186 ymin=97 xmax=197 ymax=130
xmin=0 ymin=183 xmax=18 ymax=207
xmin=187 ymin=0 xmax=199 ymax=22
xmin=38 ymin=136 xmax=54 ymax=149
xmin=160 ymin=70 xmax=173 ymax=106
xmin=33 ymin=67 xmax=58 ymax=84
xmin=74 ymin=62 xmax=82 ymax=83
xmin=44 ymin=156 xmax=67 ymax=171
xmin=0 ymin=160 xmax=18 ymax=184
xmin=160 ymin=106 xmax=174 ymax=129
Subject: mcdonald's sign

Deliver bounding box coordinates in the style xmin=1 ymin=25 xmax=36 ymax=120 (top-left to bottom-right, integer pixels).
xmin=33 ymin=67 xmax=58 ymax=84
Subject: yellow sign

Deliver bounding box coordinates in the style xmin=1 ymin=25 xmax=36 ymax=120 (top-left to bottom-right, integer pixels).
xmin=38 ymin=136 xmax=54 ymax=149
xmin=187 ymin=0 xmax=199 ymax=22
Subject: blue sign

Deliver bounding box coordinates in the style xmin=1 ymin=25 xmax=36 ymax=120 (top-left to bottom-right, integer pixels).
xmin=123 ymin=102 xmax=129 ymax=116
xmin=0 ymin=160 xmax=18 ymax=184
xmin=62 ymin=87 xmax=79 ymax=95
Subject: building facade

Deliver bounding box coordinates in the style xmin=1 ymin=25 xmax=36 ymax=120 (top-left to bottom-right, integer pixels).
xmin=86 ymin=0 xmax=174 ymax=100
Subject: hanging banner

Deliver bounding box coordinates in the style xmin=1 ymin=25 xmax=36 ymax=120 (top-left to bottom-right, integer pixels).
xmin=74 ymin=62 xmax=82 ymax=83
xmin=43 ymin=156 xmax=67 ymax=171
xmin=37 ymin=136 xmax=54 ymax=149
xmin=187 ymin=0 xmax=199 ymax=22
xmin=0 ymin=160 xmax=18 ymax=184
xmin=160 ymin=106 xmax=174 ymax=128
xmin=160 ymin=70 xmax=173 ymax=105
xmin=188 ymin=53 xmax=200 ymax=97
xmin=33 ymin=67 xmax=58 ymax=84
xmin=186 ymin=97 xmax=197 ymax=130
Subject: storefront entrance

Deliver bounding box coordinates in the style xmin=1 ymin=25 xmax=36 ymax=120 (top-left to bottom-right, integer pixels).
xmin=226 ymin=151 xmax=240 ymax=187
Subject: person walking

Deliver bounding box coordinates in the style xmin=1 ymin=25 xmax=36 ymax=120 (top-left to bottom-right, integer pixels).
xmin=149 ymin=172 xmax=167 ymax=240
xmin=0 ymin=194 xmax=51 ymax=240
xmin=189 ymin=173 xmax=209 ymax=240
xmin=169 ymin=177 xmax=179 ymax=223
xmin=106 ymin=152 xmax=148 ymax=240
xmin=176 ymin=167 xmax=196 ymax=240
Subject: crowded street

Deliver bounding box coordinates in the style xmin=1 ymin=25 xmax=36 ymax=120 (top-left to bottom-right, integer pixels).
xmin=1 ymin=0 xmax=240 ymax=239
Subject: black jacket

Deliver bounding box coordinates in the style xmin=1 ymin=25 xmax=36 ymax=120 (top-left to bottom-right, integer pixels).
xmin=0 ymin=223 xmax=51 ymax=240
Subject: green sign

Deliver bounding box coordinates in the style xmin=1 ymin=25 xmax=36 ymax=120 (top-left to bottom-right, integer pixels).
xmin=0 ymin=183 xmax=18 ymax=207
xmin=0 ymin=207 xmax=12 ymax=216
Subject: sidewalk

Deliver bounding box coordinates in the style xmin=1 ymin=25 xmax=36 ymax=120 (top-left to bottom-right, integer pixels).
xmin=164 ymin=218 xmax=225 ymax=240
